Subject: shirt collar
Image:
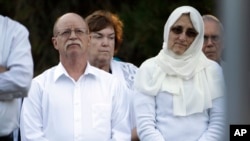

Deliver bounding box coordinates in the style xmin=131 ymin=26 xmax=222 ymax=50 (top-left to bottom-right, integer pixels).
xmin=53 ymin=62 xmax=97 ymax=82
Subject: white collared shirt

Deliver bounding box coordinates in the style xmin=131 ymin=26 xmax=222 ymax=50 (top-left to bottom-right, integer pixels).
xmin=20 ymin=63 xmax=131 ymax=141
xmin=0 ymin=15 xmax=33 ymax=136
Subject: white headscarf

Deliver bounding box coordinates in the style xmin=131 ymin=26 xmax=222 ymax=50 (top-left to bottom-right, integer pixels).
xmin=134 ymin=6 xmax=224 ymax=116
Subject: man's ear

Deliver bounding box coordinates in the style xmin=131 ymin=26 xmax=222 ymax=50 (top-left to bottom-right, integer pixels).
xmin=52 ymin=37 xmax=58 ymax=50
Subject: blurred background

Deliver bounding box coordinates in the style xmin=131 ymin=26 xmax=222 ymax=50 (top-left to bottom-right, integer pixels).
xmin=0 ymin=0 xmax=217 ymax=76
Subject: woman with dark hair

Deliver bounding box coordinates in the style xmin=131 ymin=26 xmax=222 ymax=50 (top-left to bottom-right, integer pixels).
xmin=86 ymin=10 xmax=139 ymax=141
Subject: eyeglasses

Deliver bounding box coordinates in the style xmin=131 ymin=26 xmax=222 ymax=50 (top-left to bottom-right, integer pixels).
xmin=204 ymin=35 xmax=220 ymax=43
xmin=170 ymin=26 xmax=198 ymax=38
xmin=56 ymin=28 xmax=88 ymax=38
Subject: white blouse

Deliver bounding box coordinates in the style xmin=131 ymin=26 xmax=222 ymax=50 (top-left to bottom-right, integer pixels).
xmin=134 ymin=78 xmax=225 ymax=141
xmin=110 ymin=59 xmax=138 ymax=129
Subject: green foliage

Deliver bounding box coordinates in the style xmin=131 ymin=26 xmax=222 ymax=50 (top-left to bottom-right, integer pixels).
xmin=0 ymin=0 xmax=216 ymax=76
xmin=118 ymin=0 xmax=170 ymax=66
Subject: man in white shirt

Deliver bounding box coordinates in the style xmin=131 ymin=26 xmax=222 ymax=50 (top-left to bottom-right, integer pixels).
xmin=20 ymin=12 xmax=131 ymax=141
xmin=0 ymin=15 xmax=33 ymax=141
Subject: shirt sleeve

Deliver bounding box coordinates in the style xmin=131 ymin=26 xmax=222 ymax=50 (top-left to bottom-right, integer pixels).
xmin=0 ymin=19 xmax=33 ymax=100
xmin=133 ymin=91 xmax=165 ymax=141
xmin=20 ymin=81 xmax=49 ymax=141
xmin=110 ymin=80 xmax=131 ymax=141
xmin=198 ymin=96 xmax=226 ymax=141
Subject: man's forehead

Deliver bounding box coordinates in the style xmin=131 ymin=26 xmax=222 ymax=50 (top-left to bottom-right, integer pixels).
xmin=204 ymin=23 xmax=221 ymax=33
xmin=56 ymin=13 xmax=86 ymax=28
xmin=204 ymin=20 xmax=221 ymax=30
xmin=57 ymin=20 xmax=86 ymax=30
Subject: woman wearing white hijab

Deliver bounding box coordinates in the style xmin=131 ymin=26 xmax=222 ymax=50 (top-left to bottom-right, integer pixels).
xmin=133 ymin=6 xmax=225 ymax=141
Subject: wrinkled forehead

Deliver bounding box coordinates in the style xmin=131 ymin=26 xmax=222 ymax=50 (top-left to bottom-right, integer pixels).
xmin=55 ymin=14 xmax=87 ymax=30
xmin=203 ymin=20 xmax=223 ymax=33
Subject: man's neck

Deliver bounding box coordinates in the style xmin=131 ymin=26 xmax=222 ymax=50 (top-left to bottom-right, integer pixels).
xmin=61 ymin=57 xmax=87 ymax=81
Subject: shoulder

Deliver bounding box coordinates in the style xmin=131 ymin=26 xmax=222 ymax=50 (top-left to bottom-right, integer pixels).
xmin=88 ymin=64 xmax=118 ymax=82
xmin=1 ymin=16 xmax=28 ymax=34
xmin=112 ymin=59 xmax=138 ymax=69
xmin=112 ymin=59 xmax=138 ymax=73
xmin=33 ymin=66 xmax=57 ymax=85
xmin=206 ymin=60 xmax=223 ymax=76
xmin=0 ymin=16 xmax=29 ymax=44
xmin=89 ymin=64 xmax=112 ymax=76
xmin=138 ymin=57 xmax=157 ymax=72
xmin=25 ymin=66 xmax=56 ymax=95
xmin=90 ymin=65 xmax=125 ymax=92
xmin=204 ymin=60 xmax=225 ymax=92
xmin=135 ymin=57 xmax=158 ymax=81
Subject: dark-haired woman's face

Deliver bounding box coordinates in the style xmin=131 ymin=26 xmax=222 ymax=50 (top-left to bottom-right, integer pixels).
xmin=88 ymin=26 xmax=115 ymax=67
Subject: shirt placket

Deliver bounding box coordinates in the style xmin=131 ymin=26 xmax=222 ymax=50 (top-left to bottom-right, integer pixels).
xmin=73 ymin=82 xmax=82 ymax=141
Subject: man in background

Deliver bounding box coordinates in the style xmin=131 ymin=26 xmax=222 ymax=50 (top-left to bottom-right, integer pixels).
xmin=202 ymin=14 xmax=224 ymax=65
